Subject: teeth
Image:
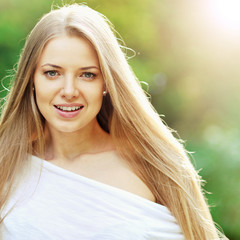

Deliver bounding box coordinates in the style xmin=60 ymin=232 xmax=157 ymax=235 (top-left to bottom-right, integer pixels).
xmin=56 ymin=106 xmax=81 ymax=111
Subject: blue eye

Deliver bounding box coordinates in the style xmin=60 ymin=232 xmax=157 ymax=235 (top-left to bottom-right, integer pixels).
xmin=44 ymin=70 xmax=59 ymax=78
xmin=82 ymin=72 xmax=96 ymax=79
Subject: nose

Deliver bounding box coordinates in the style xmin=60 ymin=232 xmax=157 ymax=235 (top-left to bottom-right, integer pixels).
xmin=60 ymin=76 xmax=79 ymax=100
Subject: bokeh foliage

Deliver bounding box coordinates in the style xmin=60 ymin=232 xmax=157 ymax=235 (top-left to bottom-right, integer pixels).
xmin=0 ymin=0 xmax=239 ymax=238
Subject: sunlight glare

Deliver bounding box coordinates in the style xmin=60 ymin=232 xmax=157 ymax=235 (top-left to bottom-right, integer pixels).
xmin=209 ymin=0 xmax=240 ymax=31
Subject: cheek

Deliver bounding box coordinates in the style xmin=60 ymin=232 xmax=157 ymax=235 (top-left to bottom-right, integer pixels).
xmin=35 ymin=86 xmax=49 ymax=104
xmin=34 ymin=78 xmax=57 ymax=105
xmin=34 ymin=84 xmax=54 ymax=114
xmin=34 ymin=91 xmax=48 ymax=117
xmin=34 ymin=77 xmax=45 ymax=105
xmin=92 ymin=90 xmax=104 ymax=106
xmin=83 ymin=83 xmax=104 ymax=103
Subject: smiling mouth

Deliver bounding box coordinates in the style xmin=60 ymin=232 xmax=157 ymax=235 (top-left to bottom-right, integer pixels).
xmin=54 ymin=105 xmax=84 ymax=112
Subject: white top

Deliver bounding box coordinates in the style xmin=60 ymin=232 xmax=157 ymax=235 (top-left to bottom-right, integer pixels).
xmin=1 ymin=154 xmax=185 ymax=240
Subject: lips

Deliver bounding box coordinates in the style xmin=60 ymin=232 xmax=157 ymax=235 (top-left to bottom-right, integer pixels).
xmin=54 ymin=104 xmax=84 ymax=118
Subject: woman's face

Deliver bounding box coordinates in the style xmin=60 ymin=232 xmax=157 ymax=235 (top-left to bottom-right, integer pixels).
xmin=34 ymin=35 xmax=104 ymax=133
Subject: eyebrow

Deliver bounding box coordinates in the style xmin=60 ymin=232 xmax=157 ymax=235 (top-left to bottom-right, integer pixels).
xmin=41 ymin=63 xmax=99 ymax=70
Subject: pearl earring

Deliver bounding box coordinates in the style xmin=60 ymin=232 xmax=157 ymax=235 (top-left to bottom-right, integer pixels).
xmin=103 ymin=90 xmax=107 ymax=96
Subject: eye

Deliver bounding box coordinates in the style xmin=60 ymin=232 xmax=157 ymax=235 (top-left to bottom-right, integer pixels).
xmin=44 ymin=70 xmax=59 ymax=79
xmin=81 ymin=72 xmax=97 ymax=80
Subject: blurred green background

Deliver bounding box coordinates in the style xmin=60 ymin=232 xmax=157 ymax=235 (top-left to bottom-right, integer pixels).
xmin=0 ymin=0 xmax=239 ymax=238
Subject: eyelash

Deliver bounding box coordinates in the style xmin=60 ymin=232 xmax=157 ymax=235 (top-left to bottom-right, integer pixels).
xmin=81 ymin=72 xmax=97 ymax=79
xmin=44 ymin=70 xmax=59 ymax=78
xmin=43 ymin=71 xmax=97 ymax=80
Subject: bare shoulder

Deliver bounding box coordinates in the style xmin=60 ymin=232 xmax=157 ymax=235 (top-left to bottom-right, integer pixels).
xmin=52 ymin=150 xmax=156 ymax=202
xmin=104 ymin=151 xmax=156 ymax=202
xmin=116 ymin=166 xmax=156 ymax=202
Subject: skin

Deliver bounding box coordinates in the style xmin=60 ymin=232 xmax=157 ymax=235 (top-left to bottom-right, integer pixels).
xmin=34 ymin=35 xmax=110 ymax=160
xmin=34 ymin=35 xmax=155 ymax=202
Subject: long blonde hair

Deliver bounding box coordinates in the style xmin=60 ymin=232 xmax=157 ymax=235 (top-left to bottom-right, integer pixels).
xmin=0 ymin=4 xmax=225 ymax=239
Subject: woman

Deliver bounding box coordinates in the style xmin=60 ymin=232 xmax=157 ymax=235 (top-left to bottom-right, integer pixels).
xmin=0 ymin=4 xmax=226 ymax=240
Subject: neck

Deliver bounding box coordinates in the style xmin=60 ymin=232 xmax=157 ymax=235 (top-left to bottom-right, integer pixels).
xmin=44 ymin=121 xmax=113 ymax=162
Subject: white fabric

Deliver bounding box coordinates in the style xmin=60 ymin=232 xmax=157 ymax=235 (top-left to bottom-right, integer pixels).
xmin=1 ymin=154 xmax=185 ymax=240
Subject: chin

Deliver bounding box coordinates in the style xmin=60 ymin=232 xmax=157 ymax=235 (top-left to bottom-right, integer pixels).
xmin=48 ymin=123 xmax=82 ymax=134
xmin=56 ymin=127 xmax=81 ymax=133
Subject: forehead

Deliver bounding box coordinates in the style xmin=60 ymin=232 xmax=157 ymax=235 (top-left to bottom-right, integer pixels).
xmin=37 ymin=35 xmax=99 ymax=68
